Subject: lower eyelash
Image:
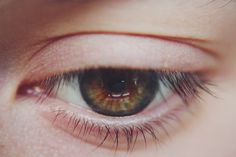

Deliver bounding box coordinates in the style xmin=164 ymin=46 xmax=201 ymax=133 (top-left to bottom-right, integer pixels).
xmin=50 ymin=106 xmax=184 ymax=152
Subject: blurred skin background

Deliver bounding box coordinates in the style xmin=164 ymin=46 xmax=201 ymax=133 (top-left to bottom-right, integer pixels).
xmin=0 ymin=0 xmax=236 ymax=157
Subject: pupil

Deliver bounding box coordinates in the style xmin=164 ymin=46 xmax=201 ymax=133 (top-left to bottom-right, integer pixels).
xmin=79 ymin=69 xmax=158 ymax=117
xmin=106 ymin=79 xmax=129 ymax=98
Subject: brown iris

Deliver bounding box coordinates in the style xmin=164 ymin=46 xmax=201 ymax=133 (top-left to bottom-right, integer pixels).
xmin=79 ymin=69 xmax=159 ymax=117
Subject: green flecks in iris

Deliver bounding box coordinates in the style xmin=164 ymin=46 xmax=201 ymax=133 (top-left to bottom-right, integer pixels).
xmin=124 ymin=102 xmax=131 ymax=110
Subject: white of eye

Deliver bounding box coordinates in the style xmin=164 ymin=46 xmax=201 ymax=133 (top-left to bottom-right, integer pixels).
xmin=54 ymin=77 xmax=171 ymax=111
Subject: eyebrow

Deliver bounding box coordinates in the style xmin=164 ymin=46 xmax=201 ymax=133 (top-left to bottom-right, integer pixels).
xmin=204 ymin=0 xmax=235 ymax=7
xmin=52 ymin=0 xmax=236 ymax=8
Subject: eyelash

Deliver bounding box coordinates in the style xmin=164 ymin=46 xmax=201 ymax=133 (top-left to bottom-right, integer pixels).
xmin=18 ymin=69 xmax=213 ymax=151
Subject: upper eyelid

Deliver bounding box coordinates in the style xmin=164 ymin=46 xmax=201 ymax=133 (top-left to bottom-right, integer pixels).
xmin=22 ymin=33 xmax=218 ymax=83
xmin=29 ymin=32 xmax=219 ymax=61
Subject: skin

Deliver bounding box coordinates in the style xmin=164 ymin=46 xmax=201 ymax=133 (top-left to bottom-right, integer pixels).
xmin=0 ymin=0 xmax=236 ymax=157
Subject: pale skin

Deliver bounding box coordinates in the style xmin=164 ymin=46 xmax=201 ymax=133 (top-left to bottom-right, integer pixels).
xmin=0 ymin=0 xmax=236 ymax=157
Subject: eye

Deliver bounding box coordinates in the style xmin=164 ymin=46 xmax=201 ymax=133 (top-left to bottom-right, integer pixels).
xmin=18 ymin=68 xmax=211 ymax=150
xmin=17 ymin=34 xmax=215 ymax=151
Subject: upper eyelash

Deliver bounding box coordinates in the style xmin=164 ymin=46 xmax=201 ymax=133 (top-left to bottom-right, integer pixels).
xmin=158 ymin=71 xmax=213 ymax=103
xmin=18 ymin=69 xmax=213 ymax=151
xmin=35 ymin=70 xmax=212 ymax=104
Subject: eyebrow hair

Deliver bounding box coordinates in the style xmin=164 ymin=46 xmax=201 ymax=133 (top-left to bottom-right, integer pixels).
xmin=53 ymin=0 xmax=236 ymax=8
xmin=206 ymin=0 xmax=235 ymax=7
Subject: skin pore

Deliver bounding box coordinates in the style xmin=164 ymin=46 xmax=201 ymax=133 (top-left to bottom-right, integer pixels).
xmin=0 ymin=0 xmax=236 ymax=157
